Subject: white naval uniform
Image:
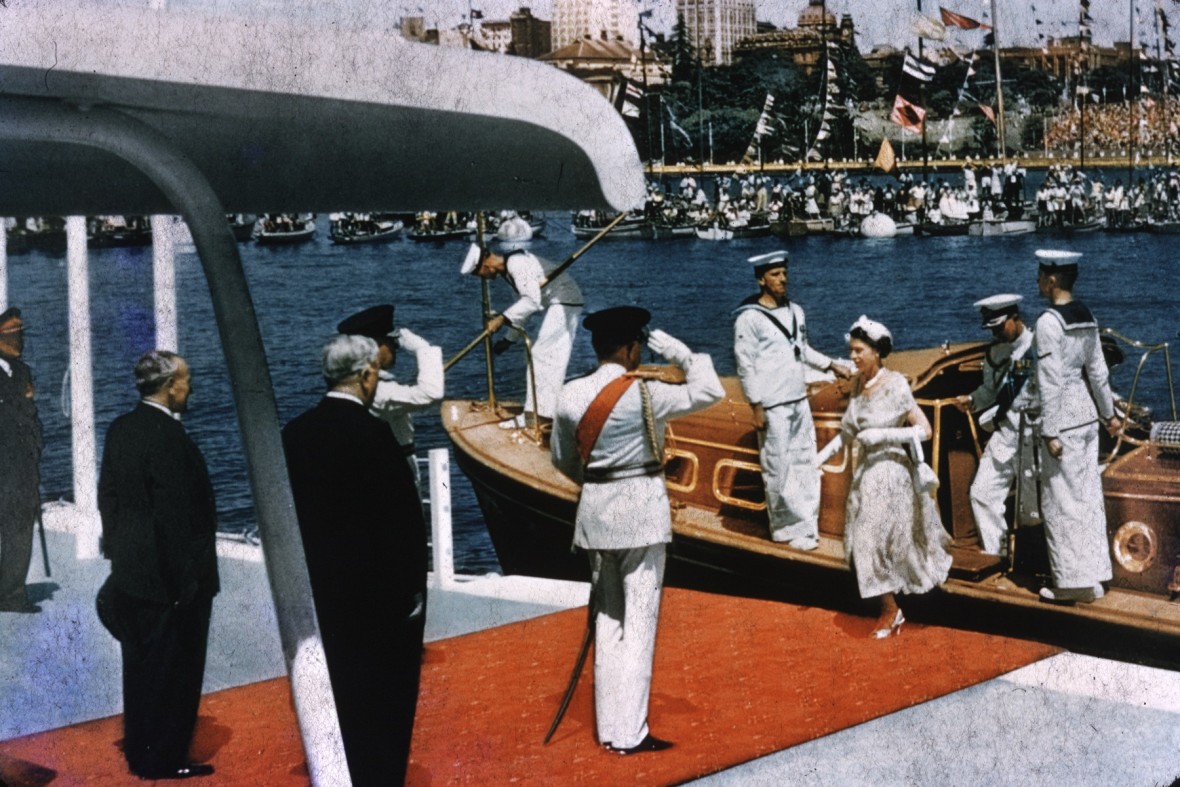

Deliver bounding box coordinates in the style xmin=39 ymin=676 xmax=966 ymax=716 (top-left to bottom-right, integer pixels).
xmin=967 ymin=327 xmax=1038 ymax=554
xmin=370 ymin=335 xmax=444 ymax=481
xmin=1035 ymin=302 xmax=1116 ymax=588
xmin=500 ymin=251 xmax=583 ymax=420
xmin=551 ymin=353 xmax=723 ymax=750
xmin=734 ymin=300 xmax=834 ymax=543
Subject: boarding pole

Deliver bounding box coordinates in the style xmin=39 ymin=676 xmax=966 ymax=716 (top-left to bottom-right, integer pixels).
xmin=444 ymin=211 xmax=630 ymax=372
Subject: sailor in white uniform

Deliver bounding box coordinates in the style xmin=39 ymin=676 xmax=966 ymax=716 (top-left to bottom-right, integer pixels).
xmin=336 ymin=304 xmax=444 ymax=480
xmin=461 ymin=217 xmax=583 ymax=428
xmin=954 ymin=294 xmax=1038 ymax=556
xmin=1033 ymin=250 xmax=1122 ymax=604
xmin=551 ymin=307 xmax=723 ymax=755
xmin=733 ymin=251 xmax=851 ymax=550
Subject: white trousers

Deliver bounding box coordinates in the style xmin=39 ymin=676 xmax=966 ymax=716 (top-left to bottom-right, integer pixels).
xmin=524 ymin=304 xmax=580 ymax=420
xmin=588 ymin=544 xmax=666 ymax=750
xmin=970 ymin=423 xmax=1019 ymax=555
xmin=1041 ymin=424 xmax=1113 ymax=587
xmin=759 ymin=400 xmax=819 ymax=542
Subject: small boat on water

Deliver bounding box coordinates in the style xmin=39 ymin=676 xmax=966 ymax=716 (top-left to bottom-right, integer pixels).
xmin=446 ymin=328 xmax=1180 ymax=640
xmin=968 ymin=217 xmax=1037 ymax=236
xmin=641 ymin=220 xmax=697 ymax=240
xmin=254 ymin=214 xmax=316 ymax=245
xmin=1146 ymin=219 xmax=1180 ymax=234
xmin=328 ymin=213 xmax=404 ymax=245
xmin=915 ymin=218 xmax=971 ymax=237
xmin=88 ymin=215 xmax=153 ymax=248
xmin=571 ymin=210 xmax=647 ymax=240
xmin=407 ymin=225 xmax=472 ymax=243
xmin=695 ymin=223 xmax=734 ymax=241
xmin=730 ymin=218 xmax=772 ymax=239
xmin=770 ymin=217 xmax=834 ymax=238
xmin=227 ymin=214 xmax=258 ymax=242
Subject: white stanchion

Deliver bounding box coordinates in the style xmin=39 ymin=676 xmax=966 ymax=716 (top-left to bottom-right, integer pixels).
xmin=429 ymin=447 xmax=455 ymax=587
xmin=66 ymin=217 xmax=100 ymax=559
xmin=151 ymin=215 xmax=178 ymax=352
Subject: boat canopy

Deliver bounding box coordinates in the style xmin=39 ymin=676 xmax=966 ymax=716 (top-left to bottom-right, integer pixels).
xmin=0 ymin=3 xmax=646 ymax=215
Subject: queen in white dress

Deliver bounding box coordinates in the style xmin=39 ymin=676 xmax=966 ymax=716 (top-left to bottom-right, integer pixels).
xmin=817 ymin=316 xmax=952 ymax=638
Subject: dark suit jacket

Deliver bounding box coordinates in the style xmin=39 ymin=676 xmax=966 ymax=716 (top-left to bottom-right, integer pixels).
xmin=282 ymin=396 xmax=427 ymax=626
xmin=98 ymin=403 xmax=219 ymax=605
xmin=0 ymin=354 xmax=42 ymax=508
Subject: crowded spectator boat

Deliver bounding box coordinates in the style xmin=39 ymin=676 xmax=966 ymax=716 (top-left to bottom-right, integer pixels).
xmin=253 ymin=213 xmax=316 ymax=245
xmin=327 ymin=212 xmax=404 ymax=245
xmin=87 ymin=215 xmax=153 ymax=248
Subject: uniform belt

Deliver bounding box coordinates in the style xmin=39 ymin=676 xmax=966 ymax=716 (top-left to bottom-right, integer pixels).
xmin=583 ymin=462 xmax=663 ymax=483
xmin=765 ymin=395 xmax=807 ymax=410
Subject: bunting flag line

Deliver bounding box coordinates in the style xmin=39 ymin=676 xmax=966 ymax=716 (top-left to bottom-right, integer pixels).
xmin=613 ymin=76 xmax=643 ymax=119
xmin=874 ymin=137 xmax=899 ymax=175
xmin=903 ymin=53 xmax=937 ymax=82
xmin=740 ymin=92 xmax=776 ymax=166
xmin=940 ymin=6 xmax=991 ymax=31
xmin=665 ymin=104 xmax=693 ymax=145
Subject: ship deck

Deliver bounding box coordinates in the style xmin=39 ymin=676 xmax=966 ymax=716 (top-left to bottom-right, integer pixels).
xmin=6 ymin=527 xmax=1180 ymax=785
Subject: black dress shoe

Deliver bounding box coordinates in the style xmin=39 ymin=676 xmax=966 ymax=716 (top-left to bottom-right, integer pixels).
xmin=605 ymin=734 xmax=674 ymax=755
xmin=136 ymin=763 xmax=215 ymax=780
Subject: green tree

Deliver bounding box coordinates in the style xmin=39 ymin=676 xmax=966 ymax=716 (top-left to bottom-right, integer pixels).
xmin=668 ymin=13 xmax=697 ymax=83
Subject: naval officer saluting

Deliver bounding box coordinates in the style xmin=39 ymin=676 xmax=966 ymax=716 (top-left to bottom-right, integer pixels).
xmin=954 ymin=294 xmax=1039 ymax=557
xmin=550 ymin=307 xmax=723 ymax=754
xmin=1033 ymin=250 xmax=1121 ymax=604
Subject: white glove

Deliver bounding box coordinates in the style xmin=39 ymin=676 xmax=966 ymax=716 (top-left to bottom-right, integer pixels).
xmin=395 ymin=327 xmax=430 ymax=352
xmin=858 ymin=426 xmax=919 ymax=448
xmin=648 ymin=329 xmax=692 ymax=366
xmin=815 ymin=434 xmax=844 ymax=468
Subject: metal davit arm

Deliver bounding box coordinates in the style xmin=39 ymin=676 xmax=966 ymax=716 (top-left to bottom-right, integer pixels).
xmin=0 ymin=98 xmax=348 ymax=783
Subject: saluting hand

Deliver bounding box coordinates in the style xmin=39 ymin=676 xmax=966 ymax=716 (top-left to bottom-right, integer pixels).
xmin=648 ymin=329 xmax=692 ymax=367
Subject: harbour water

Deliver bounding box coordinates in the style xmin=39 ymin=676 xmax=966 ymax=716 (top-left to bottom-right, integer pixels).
xmin=8 ymin=211 xmax=1178 ymax=574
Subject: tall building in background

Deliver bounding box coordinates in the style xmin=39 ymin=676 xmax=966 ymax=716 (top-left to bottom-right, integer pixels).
xmin=552 ymin=0 xmax=639 ymax=49
xmin=510 ymin=7 xmax=553 ymax=58
xmin=676 ymin=0 xmax=756 ymax=66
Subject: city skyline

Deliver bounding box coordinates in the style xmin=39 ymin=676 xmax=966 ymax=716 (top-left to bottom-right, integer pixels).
xmin=403 ymin=1 xmax=1169 ymax=52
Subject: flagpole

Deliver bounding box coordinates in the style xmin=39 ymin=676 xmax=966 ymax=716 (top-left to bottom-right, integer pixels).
xmin=918 ymin=0 xmax=929 ymax=179
xmin=991 ymin=0 xmax=1007 ymax=160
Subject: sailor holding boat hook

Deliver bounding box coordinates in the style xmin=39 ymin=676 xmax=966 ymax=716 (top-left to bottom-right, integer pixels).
xmin=336 ymin=304 xmax=443 ymax=482
xmin=551 ymin=307 xmax=723 ymax=755
xmin=952 ymin=294 xmax=1039 ymax=557
xmin=1033 ymin=250 xmax=1122 ymax=605
xmin=461 ymin=216 xmax=583 ymax=429
xmin=734 ymin=251 xmax=852 ymax=551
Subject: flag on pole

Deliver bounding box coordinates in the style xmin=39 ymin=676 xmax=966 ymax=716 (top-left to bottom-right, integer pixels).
xmin=875 ymin=138 xmax=899 ymax=175
xmin=903 ymin=53 xmax=937 ymax=82
xmin=940 ymin=6 xmax=991 ymax=30
xmin=912 ymin=12 xmax=947 ymax=41
xmin=890 ymin=94 xmax=926 ymax=132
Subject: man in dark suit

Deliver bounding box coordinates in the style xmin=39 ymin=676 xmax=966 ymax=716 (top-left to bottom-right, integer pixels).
xmin=0 ymin=307 xmax=43 ymax=614
xmin=98 ymin=350 xmax=218 ymax=780
xmin=283 ymin=334 xmax=428 ymax=785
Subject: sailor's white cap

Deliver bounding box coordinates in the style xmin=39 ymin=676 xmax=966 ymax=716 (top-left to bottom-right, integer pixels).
xmin=460 ymin=243 xmax=483 ymax=275
xmin=1035 ymin=248 xmax=1081 ymax=274
xmin=973 ymin=293 xmax=1023 ymax=328
xmin=495 ymin=216 xmax=533 ymax=250
xmin=748 ymin=250 xmax=788 ymax=274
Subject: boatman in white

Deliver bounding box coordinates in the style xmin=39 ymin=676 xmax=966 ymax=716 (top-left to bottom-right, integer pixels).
xmin=337 ymin=304 xmax=444 ymax=482
xmin=953 ymin=294 xmax=1038 ymax=557
xmin=1033 ymin=249 xmax=1121 ymax=604
xmin=551 ymin=306 xmax=723 ymax=755
xmin=734 ymin=251 xmax=851 ymax=551
xmin=461 ymin=217 xmax=584 ymax=429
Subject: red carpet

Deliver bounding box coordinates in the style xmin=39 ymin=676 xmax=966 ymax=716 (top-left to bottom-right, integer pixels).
xmin=0 ymin=588 xmax=1058 ymax=785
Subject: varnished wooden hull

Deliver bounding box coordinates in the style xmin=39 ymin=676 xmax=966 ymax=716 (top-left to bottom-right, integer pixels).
xmin=444 ymin=343 xmax=1180 ymax=638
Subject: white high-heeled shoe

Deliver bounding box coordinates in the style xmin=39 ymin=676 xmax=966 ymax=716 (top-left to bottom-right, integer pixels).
xmin=871 ymin=608 xmax=905 ymax=639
